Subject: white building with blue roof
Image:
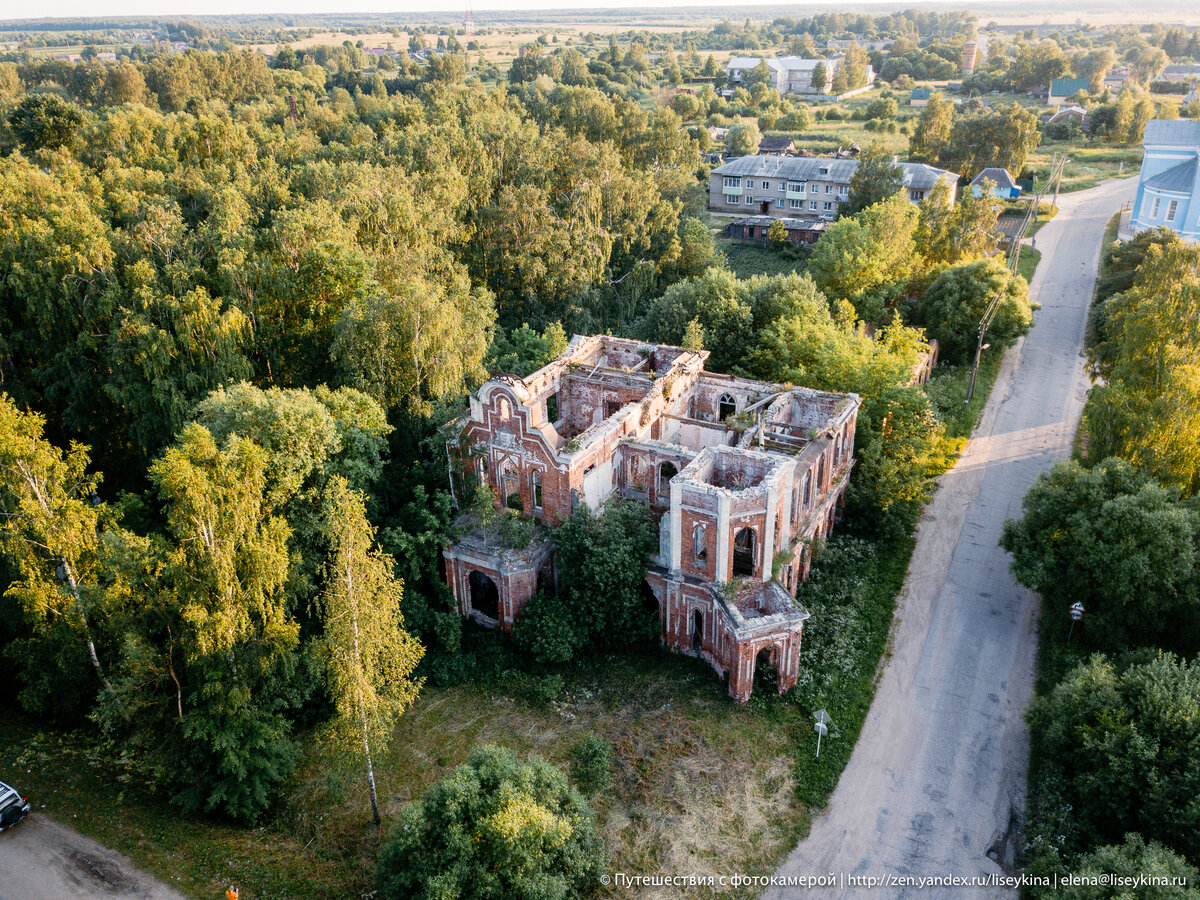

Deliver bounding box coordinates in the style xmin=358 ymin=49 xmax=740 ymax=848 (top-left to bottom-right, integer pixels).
xmin=1130 ymin=120 xmax=1200 ymax=241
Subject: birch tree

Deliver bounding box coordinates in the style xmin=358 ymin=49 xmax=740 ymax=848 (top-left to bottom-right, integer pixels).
xmin=0 ymin=394 xmax=122 ymax=713
xmin=322 ymin=477 xmax=423 ymax=824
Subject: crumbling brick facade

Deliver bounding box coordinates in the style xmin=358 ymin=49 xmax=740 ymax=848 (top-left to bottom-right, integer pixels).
xmin=442 ymin=336 xmax=861 ymax=703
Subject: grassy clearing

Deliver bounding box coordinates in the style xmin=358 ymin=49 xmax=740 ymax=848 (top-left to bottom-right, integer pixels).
xmin=717 ymin=238 xmax=809 ymax=279
xmin=1027 ymin=144 xmax=1140 ymax=193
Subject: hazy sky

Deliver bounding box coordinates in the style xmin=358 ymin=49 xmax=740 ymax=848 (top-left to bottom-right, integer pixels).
xmin=13 ymin=0 xmax=786 ymax=20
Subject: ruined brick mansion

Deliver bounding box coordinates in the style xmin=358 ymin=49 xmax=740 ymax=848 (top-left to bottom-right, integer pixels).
xmin=441 ymin=335 xmax=861 ymax=702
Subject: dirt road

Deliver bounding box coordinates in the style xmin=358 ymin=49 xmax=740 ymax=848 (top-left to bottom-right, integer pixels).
xmin=766 ymin=177 xmax=1135 ymax=899
xmin=0 ymin=814 xmax=189 ymax=899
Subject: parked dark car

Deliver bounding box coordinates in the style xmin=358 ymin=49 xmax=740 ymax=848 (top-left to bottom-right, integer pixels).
xmin=0 ymin=781 xmax=31 ymax=832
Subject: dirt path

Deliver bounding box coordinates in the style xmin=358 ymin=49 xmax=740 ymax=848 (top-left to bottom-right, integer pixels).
xmin=0 ymin=814 xmax=189 ymax=899
xmin=765 ymin=177 xmax=1135 ymax=899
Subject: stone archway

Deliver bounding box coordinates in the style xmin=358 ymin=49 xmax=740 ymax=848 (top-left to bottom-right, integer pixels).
xmin=468 ymin=571 xmax=500 ymax=621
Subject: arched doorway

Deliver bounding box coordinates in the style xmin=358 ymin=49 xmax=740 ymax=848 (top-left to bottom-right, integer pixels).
xmin=468 ymin=571 xmax=500 ymax=621
xmin=658 ymin=462 xmax=677 ymax=495
xmin=733 ymin=527 xmax=756 ymax=577
xmin=691 ymin=610 xmax=704 ymax=652
xmin=754 ymin=646 xmax=779 ymax=694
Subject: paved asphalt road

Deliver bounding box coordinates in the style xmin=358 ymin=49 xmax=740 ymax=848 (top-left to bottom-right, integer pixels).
xmin=0 ymin=813 xmax=188 ymax=898
xmin=766 ymin=177 xmax=1135 ymax=900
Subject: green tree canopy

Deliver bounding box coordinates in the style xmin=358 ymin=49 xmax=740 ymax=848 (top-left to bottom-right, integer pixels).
xmin=806 ymin=193 xmax=920 ymax=324
xmin=1028 ymin=652 xmax=1200 ymax=866
xmin=917 ymin=257 xmax=1034 ymax=364
xmin=1001 ymin=458 xmax=1200 ymax=655
xmin=376 ymin=744 xmax=605 ymax=900
xmin=845 ymin=142 xmax=905 ymax=217
xmin=1084 ymin=242 xmax=1200 ymax=493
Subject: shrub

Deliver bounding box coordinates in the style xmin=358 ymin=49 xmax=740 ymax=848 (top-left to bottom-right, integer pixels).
xmin=376 ymin=745 xmax=606 ymax=900
xmin=569 ymin=732 xmax=613 ymax=795
xmin=1027 ymin=653 xmax=1200 ymax=865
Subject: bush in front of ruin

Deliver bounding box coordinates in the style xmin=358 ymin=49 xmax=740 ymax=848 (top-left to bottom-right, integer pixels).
xmin=375 ymin=744 xmax=605 ymax=900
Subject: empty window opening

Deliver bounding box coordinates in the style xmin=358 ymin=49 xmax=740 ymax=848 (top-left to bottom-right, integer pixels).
xmin=545 ymin=393 xmax=559 ymax=423
xmin=718 ymin=393 xmax=737 ymax=422
xmin=606 ymin=400 xmax=622 ymax=418
xmin=640 ymin=580 xmax=659 ymax=616
xmin=693 ymin=523 xmax=708 ymax=562
xmin=691 ymin=610 xmax=704 ymax=652
xmin=531 ymin=471 xmax=543 ymax=510
xmin=659 ymin=462 xmax=678 ymax=494
xmin=754 ymin=646 xmax=779 ymax=694
xmin=468 ymin=571 xmax=500 ymax=621
xmin=501 ymin=462 xmax=521 ymax=511
xmin=733 ymin=527 xmax=757 ymax=577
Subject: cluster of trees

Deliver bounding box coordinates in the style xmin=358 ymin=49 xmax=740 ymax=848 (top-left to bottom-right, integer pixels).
xmin=0 ymin=386 xmax=421 ymax=821
xmin=908 ymin=93 xmax=1042 ymax=178
xmin=1002 ymin=226 xmax=1200 ymax=894
xmin=0 ymin=38 xmax=714 ymax=827
xmin=1085 ymin=231 xmax=1200 ymax=493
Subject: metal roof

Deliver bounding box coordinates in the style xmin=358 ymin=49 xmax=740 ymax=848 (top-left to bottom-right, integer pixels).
xmin=1049 ymin=77 xmax=1090 ymax=98
xmin=1143 ymin=119 xmax=1200 ymax=148
xmin=731 ymin=215 xmax=828 ymax=230
xmin=970 ymin=167 xmax=1018 ymax=189
xmin=911 ymin=88 xmax=932 ymax=99
xmin=1142 ymin=157 xmax=1199 ymax=194
xmin=714 ymin=155 xmax=956 ymax=191
xmin=726 ymin=55 xmax=828 ymax=73
xmin=714 ymin=155 xmax=858 ymax=181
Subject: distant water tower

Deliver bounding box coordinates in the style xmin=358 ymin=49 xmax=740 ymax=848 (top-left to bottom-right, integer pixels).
xmin=961 ymin=40 xmax=979 ymax=74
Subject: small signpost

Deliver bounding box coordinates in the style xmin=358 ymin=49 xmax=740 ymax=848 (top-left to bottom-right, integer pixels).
xmin=813 ymin=709 xmax=832 ymax=758
xmin=1068 ymin=602 xmax=1085 ymax=641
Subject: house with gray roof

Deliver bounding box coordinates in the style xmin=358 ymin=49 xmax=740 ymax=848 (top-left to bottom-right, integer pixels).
xmin=970 ymin=167 xmax=1021 ymax=199
xmin=709 ymin=155 xmax=957 ymax=219
xmin=1130 ymin=119 xmax=1200 ymax=241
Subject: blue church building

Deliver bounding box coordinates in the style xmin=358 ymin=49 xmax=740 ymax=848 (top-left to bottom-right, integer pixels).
xmin=1130 ymin=120 xmax=1200 ymax=241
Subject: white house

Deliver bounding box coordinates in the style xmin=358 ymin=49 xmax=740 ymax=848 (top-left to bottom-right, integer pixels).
xmin=725 ymin=56 xmax=874 ymax=96
xmin=1130 ymin=120 xmax=1200 ymax=242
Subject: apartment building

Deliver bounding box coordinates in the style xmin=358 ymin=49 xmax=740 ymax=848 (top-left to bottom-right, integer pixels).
xmin=708 ymin=155 xmax=958 ymax=219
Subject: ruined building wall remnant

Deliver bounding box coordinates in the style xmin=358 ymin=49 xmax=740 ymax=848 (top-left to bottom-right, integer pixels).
xmin=441 ymin=335 xmax=862 ymax=703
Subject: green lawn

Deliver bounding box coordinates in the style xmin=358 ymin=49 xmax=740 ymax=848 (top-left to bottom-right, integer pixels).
xmin=717 ymin=237 xmax=809 ymax=279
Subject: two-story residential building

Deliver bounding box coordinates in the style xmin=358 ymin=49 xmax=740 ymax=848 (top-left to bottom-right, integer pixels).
xmin=1130 ymin=119 xmax=1200 ymax=241
xmin=725 ymin=56 xmax=874 ymax=95
xmin=708 ymin=155 xmax=958 ymax=219
xmin=442 ymin=335 xmax=861 ymax=703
